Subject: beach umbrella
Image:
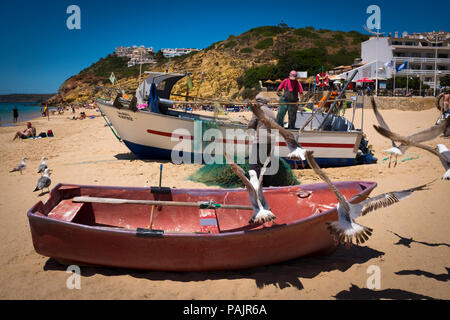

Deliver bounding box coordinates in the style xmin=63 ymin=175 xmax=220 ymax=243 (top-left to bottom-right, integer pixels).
xmin=149 ymin=82 xmax=159 ymax=113
xmin=357 ymin=77 xmax=374 ymax=83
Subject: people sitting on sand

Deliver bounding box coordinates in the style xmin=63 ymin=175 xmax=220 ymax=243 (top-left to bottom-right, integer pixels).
xmin=69 ymin=111 xmax=86 ymax=120
xmin=13 ymin=122 xmax=36 ymax=141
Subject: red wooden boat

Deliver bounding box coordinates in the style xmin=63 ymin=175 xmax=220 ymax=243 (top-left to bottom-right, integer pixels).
xmin=28 ymin=181 xmax=377 ymax=271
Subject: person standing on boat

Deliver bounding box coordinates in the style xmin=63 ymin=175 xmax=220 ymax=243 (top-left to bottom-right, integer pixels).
xmin=247 ymin=93 xmax=277 ymax=186
xmin=13 ymin=106 xmax=19 ymax=123
xmin=276 ymin=70 xmax=303 ymax=129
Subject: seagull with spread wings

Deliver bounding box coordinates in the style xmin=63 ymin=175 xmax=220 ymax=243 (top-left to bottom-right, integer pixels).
xmin=371 ymin=97 xmax=450 ymax=168
xmin=10 ymin=158 xmax=26 ymax=174
xmin=249 ymin=103 xmax=307 ymax=161
xmin=224 ymin=152 xmax=276 ymax=224
xmin=305 ymin=150 xmax=431 ymax=245
xmin=373 ymin=125 xmax=450 ymax=180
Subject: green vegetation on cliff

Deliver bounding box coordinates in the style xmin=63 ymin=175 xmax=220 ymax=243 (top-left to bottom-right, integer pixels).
xmin=79 ymin=54 xmax=141 ymax=83
xmin=239 ymin=47 xmax=360 ymax=89
xmin=50 ymin=24 xmax=370 ymax=104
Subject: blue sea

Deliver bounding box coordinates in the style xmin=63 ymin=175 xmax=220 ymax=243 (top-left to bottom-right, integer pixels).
xmin=0 ymin=102 xmax=44 ymax=126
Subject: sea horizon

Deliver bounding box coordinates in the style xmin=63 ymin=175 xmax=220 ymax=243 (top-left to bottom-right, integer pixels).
xmin=0 ymin=102 xmax=46 ymax=127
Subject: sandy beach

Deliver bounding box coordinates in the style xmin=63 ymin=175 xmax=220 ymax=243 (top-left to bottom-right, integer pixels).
xmin=0 ymin=104 xmax=449 ymax=300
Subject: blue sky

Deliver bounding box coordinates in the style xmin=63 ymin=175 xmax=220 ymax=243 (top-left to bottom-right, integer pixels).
xmin=0 ymin=0 xmax=448 ymax=94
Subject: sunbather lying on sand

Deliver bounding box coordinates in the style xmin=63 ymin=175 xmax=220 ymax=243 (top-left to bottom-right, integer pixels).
xmin=12 ymin=122 xmax=36 ymax=141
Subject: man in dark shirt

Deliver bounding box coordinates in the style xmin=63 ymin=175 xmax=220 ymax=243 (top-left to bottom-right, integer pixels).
xmin=13 ymin=106 xmax=18 ymax=123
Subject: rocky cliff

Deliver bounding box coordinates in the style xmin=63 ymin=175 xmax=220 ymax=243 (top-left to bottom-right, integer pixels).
xmin=48 ymin=26 xmax=368 ymax=104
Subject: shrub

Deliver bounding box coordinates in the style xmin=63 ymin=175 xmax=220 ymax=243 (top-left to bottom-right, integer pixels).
xmin=240 ymin=47 xmax=253 ymax=54
xmin=294 ymin=28 xmax=319 ymax=39
xmin=241 ymin=87 xmax=259 ymax=100
xmin=277 ymin=47 xmax=330 ymax=76
xmin=439 ymin=74 xmax=450 ymax=87
xmin=349 ymin=31 xmax=370 ymax=44
xmin=254 ymin=38 xmax=274 ymax=49
xmin=327 ymin=49 xmax=359 ymax=66
xmin=240 ymin=34 xmax=251 ymax=43
xmin=225 ymin=40 xmax=237 ymax=48
xmin=204 ymin=41 xmax=221 ymax=52
xmin=248 ymin=26 xmax=284 ymax=37
xmin=332 ymin=33 xmax=345 ymax=41
xmin=242 ymin=65 xmax=277 ymax=88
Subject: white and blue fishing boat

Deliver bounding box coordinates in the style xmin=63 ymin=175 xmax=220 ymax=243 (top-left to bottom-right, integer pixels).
xmin=96 ymin=72 xmax=376 ymax=167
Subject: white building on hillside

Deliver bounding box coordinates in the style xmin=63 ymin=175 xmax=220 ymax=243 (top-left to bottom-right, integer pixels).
xmin=161 ymin=48 xmax=200 ymax=58
xmin=362 ymin=31 xmax=450 ymax=90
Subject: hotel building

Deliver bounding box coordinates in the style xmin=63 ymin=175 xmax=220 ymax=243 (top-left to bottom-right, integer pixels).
xmin=362 ymin=31 xmax=450 ymax=90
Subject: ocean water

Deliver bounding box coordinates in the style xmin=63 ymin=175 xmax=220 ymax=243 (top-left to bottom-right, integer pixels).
xmin=0 ymin=102 xmax=44 ymax=126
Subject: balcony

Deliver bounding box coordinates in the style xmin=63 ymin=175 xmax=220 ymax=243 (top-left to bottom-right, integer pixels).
xmin=392 ymin=57 xmax=450 ymax=64
xmin=395 ymin=69 xmax=450 ymax=76
xmin=391 ymin=44 xmax=450 ymax=50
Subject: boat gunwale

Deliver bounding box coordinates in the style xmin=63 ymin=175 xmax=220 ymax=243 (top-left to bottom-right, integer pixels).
xmin=27 ymin=181 xmax=377 ymax=238
xmin=96 ymin=99 xmax=364 ymax=136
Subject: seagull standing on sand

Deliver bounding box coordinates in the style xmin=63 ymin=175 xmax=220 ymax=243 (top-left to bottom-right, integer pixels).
xmin=373 ymin=125 xmax=450 ymax=180
xmin=249 ymin=103 xmax=307 ymax=161
xmin=10 ymin=158 xmax=26 ymax=174
xmin=37 ymin=157 xmax=47 ymax=175
xmin=370 ymin=97 xmax=402 ymax=167
xmin=305 ymin=150 xmax=432 ymax=245
xmin=34 ymin=168 xmax=52 ymax=193
xmin=371 ymin=97 xmax=450 ymax=168
xmin=224 ymin=152 xmax=276 ymax=224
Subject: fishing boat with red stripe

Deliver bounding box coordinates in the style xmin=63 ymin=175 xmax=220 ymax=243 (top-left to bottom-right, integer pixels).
xmin=96 ymin=72 xmax=376 ymax=167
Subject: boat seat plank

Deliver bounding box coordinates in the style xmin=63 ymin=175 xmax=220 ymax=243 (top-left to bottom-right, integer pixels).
xmin=199 ymin=209 xmax=220 ymax=234
xmin=48 ymin=199 xmax=84 ymax=222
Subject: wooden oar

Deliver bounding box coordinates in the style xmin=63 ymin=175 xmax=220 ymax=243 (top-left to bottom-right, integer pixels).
xmin=72 ymin=196 xmax=253 ymax=210
xmin=149 ymin=164 xmax=163 ymax=229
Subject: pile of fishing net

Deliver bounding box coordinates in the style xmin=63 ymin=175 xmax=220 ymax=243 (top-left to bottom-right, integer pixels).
xmin=189 ymin=156 xmax=300 ymax=188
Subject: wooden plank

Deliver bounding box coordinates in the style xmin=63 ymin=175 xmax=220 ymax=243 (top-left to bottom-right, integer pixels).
xmin=48 ymin=200 xmax=84 ymax=222
xmin=72 ymin=196 xmax=253 ymax=210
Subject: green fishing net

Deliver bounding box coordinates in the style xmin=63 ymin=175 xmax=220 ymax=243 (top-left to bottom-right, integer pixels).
xmin=189 ymin=156 xmax=300 ymax=188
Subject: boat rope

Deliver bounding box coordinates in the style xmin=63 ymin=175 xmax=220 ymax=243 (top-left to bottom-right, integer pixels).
xmin=101 ymin=112 xmax=123 ymax=143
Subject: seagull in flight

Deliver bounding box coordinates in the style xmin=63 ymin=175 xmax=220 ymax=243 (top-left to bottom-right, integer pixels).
xmin=249 ymin=103 xmax=307 ymax=161
xmin=37 ymin=157 xmax=47 ymax=175
xmin=305 ymin=150 xmax=432 ymax=245
xmin=371 ymin=97 xmax=450 ymax=168
xmin=34 ymin=168 xmax=52 ymax=193
xmin=374 ymin=125 xmax=450 ymax=180
xmin=10 ymin=158 xmax=26 ymax=174
xmin=224 ymin=152 xmax=276 ymax=225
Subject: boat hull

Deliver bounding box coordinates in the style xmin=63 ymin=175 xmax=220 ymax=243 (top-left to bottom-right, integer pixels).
xmin=97 ymin=101 xmax=363 ymax=167
xmin=28 ymin=181 xmax=377 ymax=271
